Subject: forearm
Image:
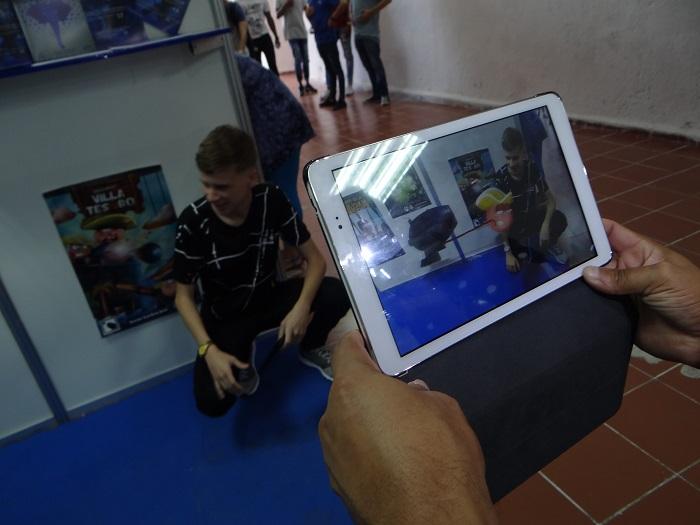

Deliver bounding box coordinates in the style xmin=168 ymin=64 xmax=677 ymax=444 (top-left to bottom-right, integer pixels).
xmin=296 ymin=246 xmax=326 ymax=312
xmin=237 ymin=22 xmax=248 ymax=50
xmin=175 ymin=284 xmax=210 ymax=346
xmin=266 ymin=12 xmax=280 ymax=39
xmin=543 ymin=191 xmax=555 ymax=224
xmin=370 ymin=0 xmax=392 ymax=15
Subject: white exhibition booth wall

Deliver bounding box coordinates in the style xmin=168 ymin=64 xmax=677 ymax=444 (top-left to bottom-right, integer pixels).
xmin=0 ymin=1 xmax=248 ymax=441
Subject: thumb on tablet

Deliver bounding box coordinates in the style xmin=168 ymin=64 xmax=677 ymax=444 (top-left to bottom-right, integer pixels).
xmin=332 ymin=330 xmax=380 ymax=378
xmin=583 ymin=264 xmax=658 ymax=296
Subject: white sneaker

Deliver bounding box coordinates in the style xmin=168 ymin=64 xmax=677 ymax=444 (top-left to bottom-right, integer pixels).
xmin=380 ymin=96 xmax=390 ymax=106
xmin=346 ymin=86 xmax=354 ymax=96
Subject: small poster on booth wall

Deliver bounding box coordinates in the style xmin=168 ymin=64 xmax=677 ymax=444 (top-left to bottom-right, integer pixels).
xmin=80 ymin=0 xmax=148 ymax=49
xmin=43 ymin=166 xmax=178 ymax=337
xmin=0 ymin=0 xmax=33 ymax=70
xmin=14 ymin=0 xmax=96 ymax=62
xmin=132 ymin=0 xmax=190 ymax=36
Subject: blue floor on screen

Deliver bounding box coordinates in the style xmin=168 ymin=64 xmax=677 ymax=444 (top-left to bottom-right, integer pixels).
xmin=379 ymin=245 xmax=566 ymax=355
xmin=0 ymin=332 xmax=351 ymax=525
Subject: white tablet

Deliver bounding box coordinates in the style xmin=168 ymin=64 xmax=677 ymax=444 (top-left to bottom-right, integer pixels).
xmin=305 ymin=93 xmax=611 ymax=376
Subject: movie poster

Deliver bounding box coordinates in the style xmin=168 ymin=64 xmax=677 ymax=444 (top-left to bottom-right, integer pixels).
xmin=80 ymin=0 xmax=147 ymax=49
xmin=383 ymin=167 xmax=431 ymax=219
xmin=44 ymin=166 xmax=178 ymax=337
xmin=132 ymin=0 xmax=190 ymax=35
xmin=343 ymin=191 xmax=405 ymax=267
xmin=14 ymin=0 xmax=96 ymax=61
xmin=0 ymin=0 xmax=33 ymax=70
xmin=448 ymin=149 xmax=496 ymax=227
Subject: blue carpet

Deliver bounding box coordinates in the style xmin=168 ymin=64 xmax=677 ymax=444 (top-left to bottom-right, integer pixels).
xmin=0 ymin=332 xmax=352 ymax=525
xmin=378 ymin=246 xmax=567 ymax=355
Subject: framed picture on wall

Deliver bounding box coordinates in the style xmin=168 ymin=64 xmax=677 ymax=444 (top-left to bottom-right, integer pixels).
xmin=80 ymin=0 xmax=148 ymax=49
xmin=0 ymin=1 xmax=32 ymax=69
xmin=13 ymin=0 xmax=96 ymax=62
xmin=43 ymin=166 xmax=178 ymax=337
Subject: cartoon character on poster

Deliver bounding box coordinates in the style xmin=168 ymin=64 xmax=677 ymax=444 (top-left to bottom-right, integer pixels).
xmin=44 ymin=165 xmax=178 ymax=337
xmin=448 ymin=149 xmax=497 ymax=227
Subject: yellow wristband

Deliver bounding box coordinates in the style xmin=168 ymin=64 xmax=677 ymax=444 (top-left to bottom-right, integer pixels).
xmin=197 ymin=340 xmax=213 ymax=358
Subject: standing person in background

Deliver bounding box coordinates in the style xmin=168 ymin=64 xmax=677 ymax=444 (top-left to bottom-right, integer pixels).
xmin=234 ymin=55 xmax=314 ymax=218
xmin=239 ymin=0 xmax=282 ymax=75
xmin=330 ymin=0 xmax=353 ymax=96
xmin=306 ymin=0 xmax=346 ymax=110
xmin=223 ymin=1 xmax=249 ymax=53
xmin=350 ymin=0 xmax=391 ymax=105
xmin=276 ymin=0 xmax=318 ymax=96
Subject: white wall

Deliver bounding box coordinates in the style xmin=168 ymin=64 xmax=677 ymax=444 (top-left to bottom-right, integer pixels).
xmin=358 ymin=0 xmax=700 ymax=139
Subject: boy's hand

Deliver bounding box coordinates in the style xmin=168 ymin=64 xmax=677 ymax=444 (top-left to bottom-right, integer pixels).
xmin=279 ymin=304 xmax=314 ymax=347
xmin=204 ymin=345 xmax=249 ymax=399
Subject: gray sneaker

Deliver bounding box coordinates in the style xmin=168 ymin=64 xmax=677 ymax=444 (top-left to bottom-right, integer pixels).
xmin=547 ymin=243 xmax=569 ymax=265
xmin=298 ymin=346 xmax=333 ymax=381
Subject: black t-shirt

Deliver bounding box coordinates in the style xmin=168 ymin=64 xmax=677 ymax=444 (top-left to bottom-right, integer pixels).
xmin=174 ymin=183 xmax=310 ymax=318
xmin=495 ymin=160 xmax=549 ymax=238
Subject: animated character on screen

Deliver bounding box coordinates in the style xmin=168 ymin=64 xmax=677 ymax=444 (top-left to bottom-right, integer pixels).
xmin=494 ymin=127 xmax=568 ymax=272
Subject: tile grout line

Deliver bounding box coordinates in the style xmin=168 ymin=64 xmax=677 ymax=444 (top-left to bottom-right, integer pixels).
xmin=598 ymin=473 xmax=678 ymax=525
xmin=668 ymin=228 xmax=700 ymax=247
xmin=603 ymin=423 xmax=678 ymax=474
xmin=537 ymin=471 xmax=600 ymax=524
xmin=677 ymin=459 xmax=700 ymax=491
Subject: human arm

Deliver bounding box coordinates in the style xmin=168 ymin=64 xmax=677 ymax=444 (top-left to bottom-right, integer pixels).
xmin=278 ymin=239 xmax=326 ymax=346
xmin=175 ymin=282 xmax=249 ymax=398
xmin=356 ymin=0 xmax=391 ymax=24
xmin=264 ymin=7 xmax=281 ymax=47
xmin=583 ymin=219 xmax=700 ymax=367
xmin=319 ymin=331 xmax=499 ymax=525
xmin=276 ymin=0 xmax=293 ymax=18
xmin=539 ymin=190 xmax=556 ymax=247
xmin=237 ymin=20 xmax=249 ymax=51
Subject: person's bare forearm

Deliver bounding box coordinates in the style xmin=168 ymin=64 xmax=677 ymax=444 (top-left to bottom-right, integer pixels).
xmin=370 ymin=0 xmax=392 ymax=15
xmin=175 ymin=283 xmax=210 ymax=346
xmin=237 ymin=21 xmax=248 ymax=50
xmin=543 ymin=190 xmax=555 ymax=225
xmin=296 ymin=241 xmax=326 ymax=312
xmin=265 ymin=12 xmax=280 ymax=39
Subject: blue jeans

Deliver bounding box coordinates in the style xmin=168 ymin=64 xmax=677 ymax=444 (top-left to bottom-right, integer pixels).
xmin=354 ymin=36 xmax=388 ymax=98
xmin=317 ymin=39 xmax=345 ymax=101
xmin=289 ymin=38 xmax=310 ymax=85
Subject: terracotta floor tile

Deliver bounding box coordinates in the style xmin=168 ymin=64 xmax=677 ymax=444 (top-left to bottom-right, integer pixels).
xmin=643 ymin=152 xmax=700 ymax=173
xmin=597 ymin=199 xmax=651 ymax=224
xmin=607 ymin=478 xmax=700 ymax=525
xmin=585 ymin=156 xmax=633 ymax=174
xmin=609 ymin=163 xmax=670 ymax=184
xmin=607 ymin=380 xmax=700 ymax=471
xmin=658 ymin=364 xmax=700 ymax=404
xmin=609 ymin=145 xmax=662 ymax=163
xmin=601 ymin=130 xmax=651 ymax=146
xmin=590 ymin=176 xmax=634 ymax=199
xmin=616 ymin=185 xmax=683 ymax=210
xmin=662 ymin=196 xmax=700 ymax=225
xmin=641 ymin=137 xmax=691 ymax=154
xmin=624 ymin=212 xmax=699 ymax=244
xmin=672 ymin=231 xmax=700 ymax=253
xmin=676 ymin=144 xmax=700 ymax=160
xmin=628 ymin=346 xmax=678 ymax=376
xmin=625 ymin=365 xmax=653 ymax=393
xmin=680 ymin=461 xmax=700 ymax=489
xmin=542 ymin=425 xmax=671 ymax=522
xmin=578 ymin=140 xmax=622 ymax=159
xmin=494 ymin=473 xmax=593 ymax=525
xmin=651 ymin=166 xmax=700 ymax=196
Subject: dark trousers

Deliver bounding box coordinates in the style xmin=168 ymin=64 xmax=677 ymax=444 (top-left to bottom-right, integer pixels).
xmin=317 ymin=39 xmax=345 ymax=100
xmin=509 ymin=209 xmax=568 ymax=263
xmin=194 ymin=277 xmax=350 ymax=418
xmin=248 ymin=33 xmax=279 ymax=76
xmin=289 ymin=38 xmax=310 ymax=84
xmin=354 ymin=35 xmax=388 ymax=98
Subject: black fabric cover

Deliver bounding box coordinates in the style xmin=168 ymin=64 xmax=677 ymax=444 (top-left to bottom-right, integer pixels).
xmin=401 ymin=279 xmax=636 ymax=501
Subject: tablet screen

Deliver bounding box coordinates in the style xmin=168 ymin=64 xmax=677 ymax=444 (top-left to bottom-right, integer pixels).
xmin=333 ymin=106 xmax=596 ymax=356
